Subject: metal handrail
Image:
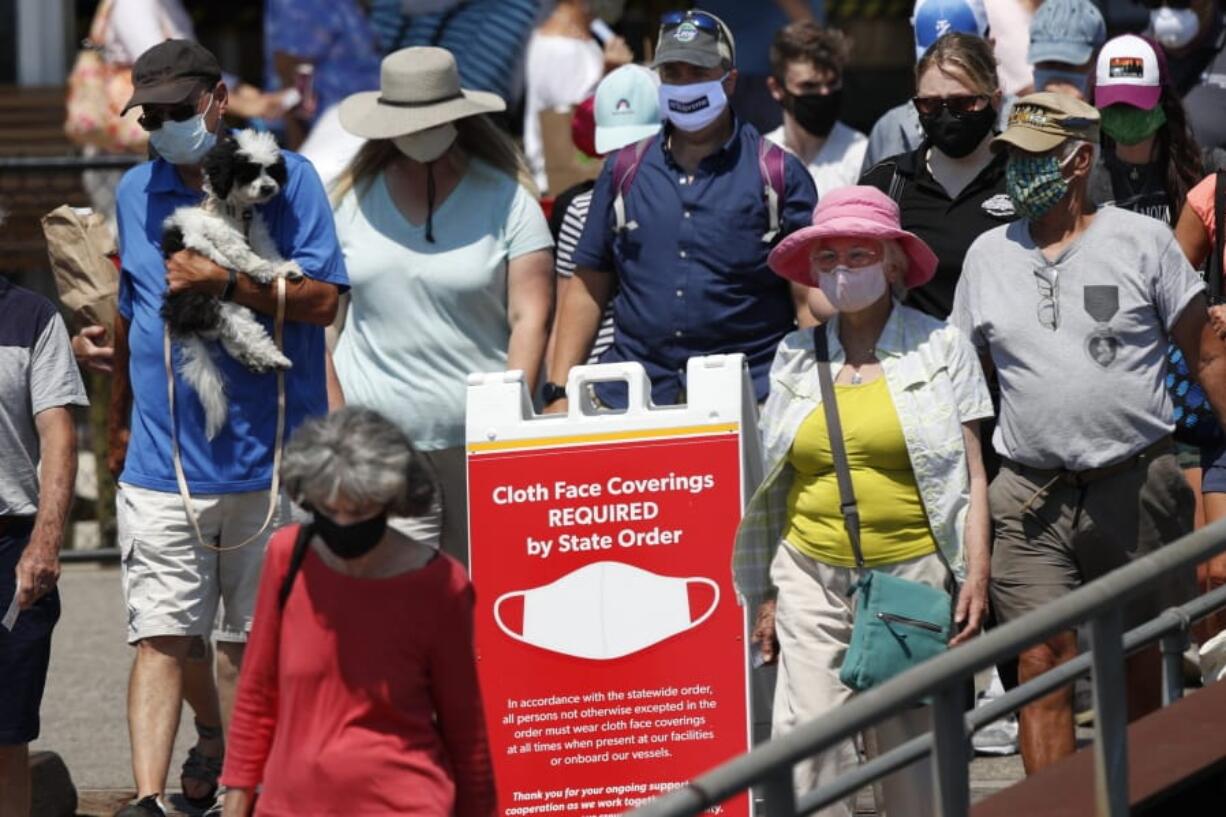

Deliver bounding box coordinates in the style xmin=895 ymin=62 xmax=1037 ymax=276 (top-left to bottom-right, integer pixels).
xmin=629 ymin=519 xmax=1226 ymax=817
xmin=0 ymin=154 xmax=142 ymax=171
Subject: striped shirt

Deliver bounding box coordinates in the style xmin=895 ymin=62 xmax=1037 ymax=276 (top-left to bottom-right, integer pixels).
xmin=555 ymin=189 xmax=614 ymax=364
xmin=367 ymin=0 xmax=539 ymax=104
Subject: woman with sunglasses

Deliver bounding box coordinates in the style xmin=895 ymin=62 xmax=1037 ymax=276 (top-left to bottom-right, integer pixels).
xmin=734 ymin=185 xmax=992 ymax=815
xmin=859 ymin=32 xmax=1012 ymax=322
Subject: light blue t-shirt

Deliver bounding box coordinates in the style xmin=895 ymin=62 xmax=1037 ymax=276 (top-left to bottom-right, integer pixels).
xmin=333 ymin=160 xmax=553 ymax=450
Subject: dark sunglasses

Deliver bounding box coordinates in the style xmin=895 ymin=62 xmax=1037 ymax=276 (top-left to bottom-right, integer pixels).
xmin=1137 ymin=0 xmax=1193 ymax=8
xmin=137 ymin=96 xmax=206 ymax=132
xmin=660 ymin=10 xmax=724 ymax=35
xmin=912 ymin=94 xmax=991 ymax=117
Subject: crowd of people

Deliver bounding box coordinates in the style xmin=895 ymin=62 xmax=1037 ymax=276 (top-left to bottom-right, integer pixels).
xmin=7 ymin=1 xmax=1226 ymax=816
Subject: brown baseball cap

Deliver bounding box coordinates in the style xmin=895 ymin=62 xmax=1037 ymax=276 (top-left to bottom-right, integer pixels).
xmin=121 ymin=40 xmax=222 ymax=115
xmin=991 ymin=91 xmax=1101 ymax=154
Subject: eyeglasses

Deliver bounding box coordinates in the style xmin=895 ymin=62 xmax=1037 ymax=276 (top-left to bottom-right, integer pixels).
xmin=137 ymin=93 xmax=208 ymax=132
xmin=1137 ymin=0 xmax=1192 ymax=9
xmin=1034 ymin=269 xmax=1060 ymax=331
xmin=812 ymin=246 xmax=882 ymax=272
xmin=912 ymin=94 xmax=991 ymax=117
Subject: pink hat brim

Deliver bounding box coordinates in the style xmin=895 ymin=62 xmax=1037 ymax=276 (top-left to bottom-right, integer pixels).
xmin=768 ymin=214 xmax=939 ymax=290
xmin=1094 ymin=83 xmax=1161 ymax=110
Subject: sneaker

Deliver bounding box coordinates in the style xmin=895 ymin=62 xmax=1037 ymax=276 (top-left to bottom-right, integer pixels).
xmin=114 ymin=795 xmax=166 ymax=817
xmin=1200 ymin=629 xmax=1226 ymax=684
xmin=200 ymin=784 xmax=228 ymax=817
xmin=972 ymin=717 xmax=1020 ymax=756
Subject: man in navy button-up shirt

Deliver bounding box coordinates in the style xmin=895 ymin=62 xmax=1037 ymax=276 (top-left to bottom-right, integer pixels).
xmin=549 ymin=10 xmax=818 ymax=409
xmin=547 ymin=10 xmax=818 ymax=410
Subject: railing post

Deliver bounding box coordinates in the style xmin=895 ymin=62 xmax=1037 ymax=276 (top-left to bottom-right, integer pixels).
xmin=1089 ymin=609 xmax=1130 ymax=817
xmin=930 ymin=682 xmax=970 ymax=817
xmin=762 ymin=768 xmax=798 ymax=817
xmin=1159 ymin=627 xmax=1189 ymax=707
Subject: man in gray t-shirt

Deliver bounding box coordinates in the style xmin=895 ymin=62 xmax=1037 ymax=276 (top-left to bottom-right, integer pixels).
xmin=951 ymin=92 xmax=1226 ymax=777
xmin=0 ymin=276 xmax=86 ymax=817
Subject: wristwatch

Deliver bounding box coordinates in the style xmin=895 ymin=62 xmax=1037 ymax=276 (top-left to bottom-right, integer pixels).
xmin=219 ymin=268 xmax=238 ymax=302
xmin=542 ymin=382 xmax=567 ymax=405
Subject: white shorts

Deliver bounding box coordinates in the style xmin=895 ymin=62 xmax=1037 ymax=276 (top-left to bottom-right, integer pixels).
xmin=117 ymin=483 xmax=302 ymax=644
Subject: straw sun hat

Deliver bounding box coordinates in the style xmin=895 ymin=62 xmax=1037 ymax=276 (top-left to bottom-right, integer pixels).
xmin=339 ymin=47 xmax=506 ymax=140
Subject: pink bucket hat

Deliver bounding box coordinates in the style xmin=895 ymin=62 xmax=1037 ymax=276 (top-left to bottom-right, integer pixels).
xmin=768 ymin=186 xmax=938 ymax=289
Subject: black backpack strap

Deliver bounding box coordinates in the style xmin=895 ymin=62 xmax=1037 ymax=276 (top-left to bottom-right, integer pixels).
xmin=278 ymin=523 xmax=315 ymax=611
xmin=886 ymin=162 xmax=905 ymax=204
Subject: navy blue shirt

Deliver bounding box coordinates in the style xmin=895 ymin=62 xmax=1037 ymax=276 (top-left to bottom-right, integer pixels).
xmin=572 ymin=118 xmax=818 ymax=406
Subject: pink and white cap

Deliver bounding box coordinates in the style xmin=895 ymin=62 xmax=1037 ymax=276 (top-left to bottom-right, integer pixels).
xmin=1094 ymin=34 xmax=1162 ymax=110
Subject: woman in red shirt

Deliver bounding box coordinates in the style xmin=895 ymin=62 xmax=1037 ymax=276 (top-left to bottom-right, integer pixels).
xmin=220 ymin=407 xmax=495 ymax=816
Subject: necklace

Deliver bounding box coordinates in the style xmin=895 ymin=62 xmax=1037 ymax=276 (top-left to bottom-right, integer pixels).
xmin=851 ymin=366 xmax=863 ymax=385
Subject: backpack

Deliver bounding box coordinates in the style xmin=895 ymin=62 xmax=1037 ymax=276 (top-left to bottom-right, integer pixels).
xmin=609 ymin=134 xmax=789 ymax=243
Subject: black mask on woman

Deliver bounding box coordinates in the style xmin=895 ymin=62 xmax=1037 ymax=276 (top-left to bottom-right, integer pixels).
xmin=918 ymin=106 xmax=996 ymax=159
xmin=787 ymin=90 xmax=841 ymax=138
xmin=312 ymin=511 xmax=388 ymax=560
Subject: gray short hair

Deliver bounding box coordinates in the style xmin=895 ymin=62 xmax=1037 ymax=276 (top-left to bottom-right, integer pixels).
xmin=882 ymin=239 xmax=910 ymax=300
xmin=281 ymin=407 xmax=434 ymax=518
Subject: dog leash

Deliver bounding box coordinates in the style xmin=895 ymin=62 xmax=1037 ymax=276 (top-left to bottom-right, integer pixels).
xmin=164 ymin=276 xmax=287 ymax=551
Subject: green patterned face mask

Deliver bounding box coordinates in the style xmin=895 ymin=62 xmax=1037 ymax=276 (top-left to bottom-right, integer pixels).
xmin=1099 ymin=104 xmax=1167 ymax=146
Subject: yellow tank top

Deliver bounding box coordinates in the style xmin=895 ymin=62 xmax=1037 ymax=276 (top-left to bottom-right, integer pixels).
xmin=783 ymin=376 xmax=939 ymax=567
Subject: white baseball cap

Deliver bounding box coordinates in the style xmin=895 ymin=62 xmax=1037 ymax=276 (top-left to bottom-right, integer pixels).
xmin=1094 ymin=34 xmax=1163 ymax=110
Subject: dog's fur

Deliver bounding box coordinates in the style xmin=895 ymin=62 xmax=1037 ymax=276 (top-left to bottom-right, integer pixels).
xmin=161 ymin=129 xmax=302 ymax=439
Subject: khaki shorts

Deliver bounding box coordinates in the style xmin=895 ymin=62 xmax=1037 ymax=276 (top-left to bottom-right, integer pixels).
xmin=989 ymin=447 xmax=1196 ymax=628
xmin=117 ymin=483 xmax=301 ymax=644
xmin=387 ymin=446 xmax=469 ymax=568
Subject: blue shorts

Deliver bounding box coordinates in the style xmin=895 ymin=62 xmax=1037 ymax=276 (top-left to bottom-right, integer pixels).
xmin=1201 ymin=441 xmax=1226 ymax=495
xmin=0 ymin=518 xmax=60 ymax=745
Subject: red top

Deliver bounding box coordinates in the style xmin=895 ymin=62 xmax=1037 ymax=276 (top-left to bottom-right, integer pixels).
xmin=221 ymin=525 xmax=495 ymax=816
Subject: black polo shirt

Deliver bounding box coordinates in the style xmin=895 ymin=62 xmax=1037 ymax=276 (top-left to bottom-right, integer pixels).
xmin=860 ymin=144 xmax=1014 ymax=319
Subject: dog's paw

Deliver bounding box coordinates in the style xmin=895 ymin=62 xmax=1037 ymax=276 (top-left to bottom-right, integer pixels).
xmin=241 ymin=350 xmax=293 ymax=373
xmin=275 ymin=261 xmax=304 ymax=280
xmin=246 ymin=263 xmax=278 ymax=285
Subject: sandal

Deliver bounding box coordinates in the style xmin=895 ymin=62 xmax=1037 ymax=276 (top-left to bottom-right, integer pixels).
xmin=180 ymin=720 xmax=223 ymax=809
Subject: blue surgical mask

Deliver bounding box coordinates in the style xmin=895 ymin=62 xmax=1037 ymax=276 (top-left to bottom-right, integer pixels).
xmin=1033 ymin=67 xmax=1091 ymax=99
xmin=659 ymin=75 xmax=728 ymax=132
xmin=149 ymin=95 xmax=218 ymax=165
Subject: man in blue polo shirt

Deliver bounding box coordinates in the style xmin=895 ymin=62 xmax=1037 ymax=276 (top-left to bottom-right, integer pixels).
xmin=546 ymin=9 xmax=818 ymax=411
xmin=106 ymin=41 xmax=347 ymax=817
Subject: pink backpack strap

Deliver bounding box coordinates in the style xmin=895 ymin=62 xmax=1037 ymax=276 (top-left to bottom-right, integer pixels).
xmin=611 ymin=135 xmax=656 ymax=233
xmin=757 ymin=139 xmax=787 ymax=243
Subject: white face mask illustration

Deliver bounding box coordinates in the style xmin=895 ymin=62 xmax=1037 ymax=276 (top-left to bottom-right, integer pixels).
xmin=493 ymin=561 xmax=720 ymax=660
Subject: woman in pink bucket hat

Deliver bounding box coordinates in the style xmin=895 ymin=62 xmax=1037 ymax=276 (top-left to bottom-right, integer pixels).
xmin=732 ymin=185 xmax=994 ymax=812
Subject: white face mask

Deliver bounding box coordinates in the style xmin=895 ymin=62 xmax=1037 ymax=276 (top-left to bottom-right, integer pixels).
xmin=817 ymin=262 xmax=889 ymax=313
xmin=1151 ymin=6 xmax=1200 ymax=50
xmin=658 ymin=75 xmax=728 ymax=133
xmin=393 ymin=122 xmax=457 ymax=163
xmin=149 ymin=95 xmax=217 ymax=166
xmin=493 ymin=561 xmax=720 ymax=661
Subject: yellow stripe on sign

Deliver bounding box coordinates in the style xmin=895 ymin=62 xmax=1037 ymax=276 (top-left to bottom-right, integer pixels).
xmin=466 ymin=422 xmax=740 ymax=453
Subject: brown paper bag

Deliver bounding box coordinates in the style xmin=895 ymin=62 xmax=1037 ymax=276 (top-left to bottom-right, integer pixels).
xmin=540 ymin=108 xmax=603 ymax=194
xmin=41 ymin=205 xmax=119 ymax=342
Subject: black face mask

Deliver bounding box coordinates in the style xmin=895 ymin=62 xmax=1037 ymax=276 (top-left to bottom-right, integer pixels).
xmin=918 ymin=106 xmax=996 ymax=158
xmin=786 ymin=90 xmax=841 ymax=138
xmin=312 ymin=511 xmax=388 ymax=560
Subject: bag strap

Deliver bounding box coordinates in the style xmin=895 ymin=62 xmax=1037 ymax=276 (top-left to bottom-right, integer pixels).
xmin=164 ymin=276 xmax=288 ymax=551
xmin=757 ymin=139 xmax=787 ymax=243
xmin=86 ymin=0 xmax=116 ymax=47
xmin=813 ymin=327 xmax=866 ymax=569
xmin=1211 ymin=169 xmax=1225 ymax=305
xmin=611 ymin=135 xmax=655 ymax=233
xmin=278 ymin=522 xmax=315 ymax=610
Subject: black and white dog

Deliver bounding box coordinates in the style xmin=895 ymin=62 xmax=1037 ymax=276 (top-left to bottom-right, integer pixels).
xmin=161 ymin=129 xmax=302 ymax=439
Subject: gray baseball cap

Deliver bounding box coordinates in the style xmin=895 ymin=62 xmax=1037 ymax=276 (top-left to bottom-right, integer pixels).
xmin=651 ymin=10 xmax=736 ymax=69
xmin=1029 ymin=0 xmax=1107 ymax=66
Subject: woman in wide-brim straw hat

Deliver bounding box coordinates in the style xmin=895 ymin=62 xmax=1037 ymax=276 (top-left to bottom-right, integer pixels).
xmin=731 ymin=185 xmax=993 ymax=814
xmin=328 ymin=47 xmax=554 ymax=565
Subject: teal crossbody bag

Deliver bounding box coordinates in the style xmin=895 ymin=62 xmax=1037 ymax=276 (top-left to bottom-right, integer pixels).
xmin=811 ymin=328 xmax=955 ymax=691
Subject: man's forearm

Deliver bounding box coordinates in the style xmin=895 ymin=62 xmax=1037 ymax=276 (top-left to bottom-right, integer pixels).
xmin=29 ymin=409 xmax=76 ymax=554
xmin=231 ymin=275 xmax=339 ymax=326
xmin=549 ymin=267 xmax=613 ymax=384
